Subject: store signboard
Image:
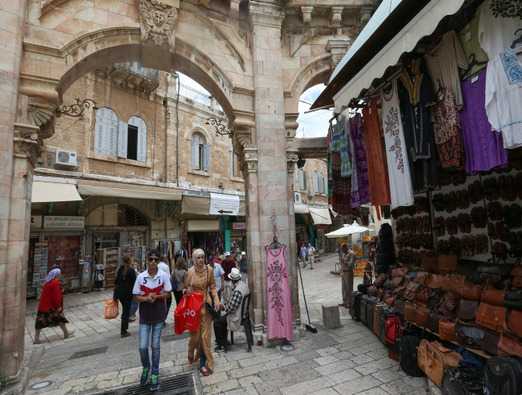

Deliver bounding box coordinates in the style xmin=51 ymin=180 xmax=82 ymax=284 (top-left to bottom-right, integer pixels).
xmin=44 ymin=216 xmax=85 ymax=229
xmin=232 ymin=222 xmax=246 ymax=230
xmin=209 ymin=193 xmax=240 ymax=216
xmin=31 ymin=215 xmax=43 ymax=229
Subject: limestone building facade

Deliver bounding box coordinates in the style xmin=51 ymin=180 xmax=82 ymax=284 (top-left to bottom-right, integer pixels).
xmin=0 ymin=0 xmax=375 ymax=380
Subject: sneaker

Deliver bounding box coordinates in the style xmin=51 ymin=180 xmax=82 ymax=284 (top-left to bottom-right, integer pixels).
xmin=150 ymin=374 xmax=160 ymax=392
xmin=121 ymin=331 xmax=131 ymax=338
xmin=140 ymin=368 xmax=150 ymax=385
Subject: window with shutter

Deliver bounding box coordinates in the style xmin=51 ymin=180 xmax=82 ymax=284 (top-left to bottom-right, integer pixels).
xmin=94 ymin=107 xmax=119 ymax=156
xmin=229 ymin=149 xmax=233 ymax=177
xmin=191 ymin=136 xmax=199 ymax=169
xmin=129 ymin=116 xmax=147 ymax=162
xmin=203 ymin=144 xmax=210 ymax=171
xmin=117 ymin=120 xmax=128 ymax=158
xmin=323 ymin=174 xmax=328 ymax=195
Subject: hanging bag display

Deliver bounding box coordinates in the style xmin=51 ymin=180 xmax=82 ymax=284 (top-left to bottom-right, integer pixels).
xmin=417 ymin=340 xmax=461 ymax=386
xmin=481 ymin=288 xmax=505 ymax=306
xmin=475 ymin=303 xmax=506 ymax=332
xmin=505 ymin=309 xmax=522 ymax=338
xmin=457 ymin=300 xmax=479 ymax=322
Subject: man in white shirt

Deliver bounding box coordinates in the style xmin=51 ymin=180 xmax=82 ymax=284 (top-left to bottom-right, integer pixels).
xmin=133 ymin=251 xmax=172 ymax=391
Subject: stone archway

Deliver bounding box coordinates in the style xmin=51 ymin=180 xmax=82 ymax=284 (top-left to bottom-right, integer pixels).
xmin=1 ymin=0 xmax=372 ymax=382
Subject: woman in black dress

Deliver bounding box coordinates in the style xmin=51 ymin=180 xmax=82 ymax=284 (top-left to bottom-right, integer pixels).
xmin=113 ymin=255 xmax=137 ymax=337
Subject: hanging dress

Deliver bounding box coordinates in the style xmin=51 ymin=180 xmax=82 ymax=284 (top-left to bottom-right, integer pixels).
xmin=265 ymin=244 xmax=293 ymax=341
xmin=381 ymin=80 xmax=414 ymax=208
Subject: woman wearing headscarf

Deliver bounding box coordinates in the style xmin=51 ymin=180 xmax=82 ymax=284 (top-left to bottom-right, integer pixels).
xmin=113 ymin=255 xmax=137 ymax=338
xmin=34 ymin=268 xmax=72 ymax=344
xmin=184 ymin=248 xmax=222 ymax=376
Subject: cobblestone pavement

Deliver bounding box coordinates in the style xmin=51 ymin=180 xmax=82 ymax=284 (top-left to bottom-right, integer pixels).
xmin=24 ymin=254 xmax=428 ymax=394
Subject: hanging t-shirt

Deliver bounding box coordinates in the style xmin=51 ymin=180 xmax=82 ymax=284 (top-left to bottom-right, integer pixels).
xmin=380 ymin=80 xmax=414 ymax=209
xmin=425 ymin=31 xmax=469 ymax=107
xmin=479 ymin=0 xmax=522 ymax=59
xmin=485 ymin=49 xmax=522 ymax=149
xmin=458 ymin=8 xmax=489 ymax=79
xmin=362 ymin=99 xmax=391 ymax=206
xmin=459 ymin=69 xmax=508 ymax=173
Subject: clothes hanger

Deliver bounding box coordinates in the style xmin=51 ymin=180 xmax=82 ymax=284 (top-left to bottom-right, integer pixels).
xmin=511 ymin=29 xmax=522 ymax=50
xmin=270 ymin=235 xmax=281 ymax=250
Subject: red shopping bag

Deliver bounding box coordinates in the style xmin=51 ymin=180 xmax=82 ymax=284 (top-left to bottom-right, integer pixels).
xmin=174 ymin=292 xmax=204 ymax=334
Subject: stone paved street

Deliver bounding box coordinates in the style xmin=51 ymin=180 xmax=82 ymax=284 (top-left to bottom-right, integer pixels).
xmin=23 ymin=254 xmax=428 ymax=394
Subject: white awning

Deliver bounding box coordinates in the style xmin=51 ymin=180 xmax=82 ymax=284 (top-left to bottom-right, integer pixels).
xmin=78 ymin=180 xmax=182 ymax=201
xmin=326 ymin=221 xmax=370 ymax=238
xmin=294 ymin=203 xmax=309 ymax=214
xmin=187 ymin=219 xmax=220 ymax=232
xmin=333 ymin=0 xmax=466 ymax=112
xmin=309 ymin=207 xmax=332 ymax=225
xmin=31 ymin=181 xmax=82 ymax=203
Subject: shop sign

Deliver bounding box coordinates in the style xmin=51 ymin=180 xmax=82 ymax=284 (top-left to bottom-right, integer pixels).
xmin=209 ymin=193 xmax=240 ymax=216
xmin=232 ymin=222 xmax=246 ymax=230
xmin=31 ymin=215 xmax=43 ymax=229
xmin=44 ymin=216 xmax=85 ymax=229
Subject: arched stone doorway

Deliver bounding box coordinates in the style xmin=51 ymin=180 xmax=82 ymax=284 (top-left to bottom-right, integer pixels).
xmin=1 ymin=0 xmax=372 ymax=381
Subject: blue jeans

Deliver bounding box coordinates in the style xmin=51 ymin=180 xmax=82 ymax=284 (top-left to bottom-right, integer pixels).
xmin=139 ymin=323 xmax=163 ymax=375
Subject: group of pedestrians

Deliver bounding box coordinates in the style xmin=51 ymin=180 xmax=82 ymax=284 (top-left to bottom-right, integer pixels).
xmin=299 ymin=242 xmax=316 ymax=269
xmin=34 ymin=248 xmax=250 ymax=391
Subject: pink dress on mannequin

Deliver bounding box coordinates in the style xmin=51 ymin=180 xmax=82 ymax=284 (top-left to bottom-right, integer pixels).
xmin=265 ymin=244 xmax=293 ymax=341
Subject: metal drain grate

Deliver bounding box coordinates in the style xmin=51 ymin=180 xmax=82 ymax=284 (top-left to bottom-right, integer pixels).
xmin=69 ymin=346 xmax=108 ymax=360
xmin=95 ymin=372 xmax=197 ymax=395
xmin=162 ymin=333 xmax=190 ymax=342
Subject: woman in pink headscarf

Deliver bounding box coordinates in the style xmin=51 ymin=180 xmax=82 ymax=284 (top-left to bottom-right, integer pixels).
xmin=34 ymin=268 xmax=72 ymax=344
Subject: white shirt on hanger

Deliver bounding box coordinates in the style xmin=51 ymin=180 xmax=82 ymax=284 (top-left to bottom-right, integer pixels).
xmin=479 ymin=0 xmax=521 ymax=59
xmin=380 ymin=80 xmax=414 ymax=209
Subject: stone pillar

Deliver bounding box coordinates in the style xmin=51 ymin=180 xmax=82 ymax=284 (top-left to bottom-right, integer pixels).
xmin=0 ymin=0 xmax=29 ymax=381
xmin=248 ymin=0 xmax=295 ymax=333
xmin=286 ymin=149 xmax=300 ymax=323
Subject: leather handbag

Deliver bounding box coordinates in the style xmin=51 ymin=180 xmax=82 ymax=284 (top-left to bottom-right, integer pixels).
xmin=505 ymin=309 xmax=522 ymax=338
xmin=484 ymin=356 xmax=522 ymax=395
xmin=481 ymin=288 xmax=505 ymax=306
xmin=422 ymin=254 xmax=438 ymax=273
xmin=414 ymin=305 xmax=430 ymax=328
xmin=457 ymin=299 xmax=479 ymax=322
xmin=476 ymin=303 xmax=506 ymax=332
xmin=459 ymin=282 xmax=482 ymax=301
xmin=439 ymin=320 xmax=457 ymax=342
xmin=512 ymin=266 xmax=522 ymax=288
xmin=427 ymin=312 xmax=440 ymax=333
xmin=404 ymin=302 xmax=416 ymax=323
xmin=426 ymin=274 xmax=444 ymax=289
xmin=481 ymin=330 xmax=500 ymax=356
xmin=373 ymin=303 xmax=386 ymax=338
xmin=417 ymin=340 xmax=461 ymax=386
xmin=404 ymin=282 xmax=421 ymax=301
xmin=415 ymin=286 xmax=430 ymax=305
xmin=456 ymin=323 xmax=485 ymax=349
xmin=394 ymin=299 xmax=405 ymax=318
xmin=414 ymin=271 xmax=430 ymax=285
xmin=392 ymin=267 xmax=408 ymax=278
xmin=438 ymin=291 xmax=459 ymax=319
xmin=438 ymin=255 xmax=458 ymax=274
xmin=391 ymin=276 xmax=404 ymax=288
xmin=498 ymin=334 xmax=522 ymax=358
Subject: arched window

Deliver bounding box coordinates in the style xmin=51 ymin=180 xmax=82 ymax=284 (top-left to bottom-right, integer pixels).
xmin=94 ymin=107 xmax=119 ymax=156
xmin=192 ymin=132 xmax=210 ymax=171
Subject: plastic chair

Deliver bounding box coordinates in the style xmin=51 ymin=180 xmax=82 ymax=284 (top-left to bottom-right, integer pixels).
xmin=230 ymin=293 xmax=253 ymax=352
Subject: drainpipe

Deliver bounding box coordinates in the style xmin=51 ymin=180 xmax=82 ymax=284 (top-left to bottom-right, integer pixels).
xmin=174 ymin=73 xmax=181 ymax=185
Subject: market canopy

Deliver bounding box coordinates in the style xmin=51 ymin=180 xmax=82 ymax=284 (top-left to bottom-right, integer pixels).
xmin=311 ymin=0 xmax=467 ymax=111
xmin=325 ymin=221 xmax=369 ymax=238
xmin=309 ymin=207 xmax=332 ymax=225
xmin=78 ymin=179 xmax=182 ymax=201
xmin=32 ymin=181 xmax=82 ymax=203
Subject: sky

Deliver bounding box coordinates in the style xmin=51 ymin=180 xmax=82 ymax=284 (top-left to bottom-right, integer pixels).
xmin=178 ymin=73 xmax=332 ymax=138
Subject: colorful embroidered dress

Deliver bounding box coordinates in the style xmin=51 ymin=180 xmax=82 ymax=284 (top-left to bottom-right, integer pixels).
xmin=266 ymin=245 xmax=293 ymax=341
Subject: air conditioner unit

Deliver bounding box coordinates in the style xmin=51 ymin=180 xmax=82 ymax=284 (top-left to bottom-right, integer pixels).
xmin=294 ymin=192 xmax=302 ymax=203
xmin=55 ymin=150 xmax=78 ymax=167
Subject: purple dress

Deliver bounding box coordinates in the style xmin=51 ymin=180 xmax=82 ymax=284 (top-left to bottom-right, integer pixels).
xmin=460 ymin=70 xmax=508 ymax=173
xmin=350 ymin=115 xmax=370 ymax=208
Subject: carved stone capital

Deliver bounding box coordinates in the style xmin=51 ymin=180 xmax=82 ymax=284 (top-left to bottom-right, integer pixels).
xmin=13 ymin=125 xmax=41 ymax=165
xmin=286 ymin=149 xmax=299 ymax=174
xmin=285 ymin=113 xmax=299 ymax=140
xmin=243 ymin=147 xmax=258 ymax=174
xmin=301 ymin=6 xmax=313 ymax=24
xmin=360 ymin=6 xmax=374 ymax=28
xmin=331 ymin=6 xmax=344 ymax=28
xmin=249 ymin=0 xmax=284 ymax=28
xmin=326 ymin=37 xmax=352 ymax=68
xmin=139 ymin=0 xmax=179 ymax=52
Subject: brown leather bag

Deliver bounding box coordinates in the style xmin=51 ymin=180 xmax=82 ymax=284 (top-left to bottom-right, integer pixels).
xmin=384 ymin=295 xmax=395 ymax=306
xmin=427 ymin=274 xmax=444 ymax=289
xmin=422 ymin=254 xmax=437 ymax=273
xmin=438 ymin=255 xmax=458 ymax=274
xmin=481 ymin=288 xmax=505 ymax=306
xmin=414 ymin=305 xmax=430 ymax=328
xmin=392 ymin=267 xmax=408 ymax=278
xmin=498 ymin=334 xmax=522 ymax=358
xmin=404 ymin=282 xmax=421 ymax=301
xmin=417 ymin=340 xmax=461 ymax=386
xmin=416 ymin=286 xmax=430 ymax=305
xmin=460 ymin=282 xmax=482 ymax=301
xmin=414 ymin=271 xmax=430 ymax=285
xmin=505 ymin=309 xmax=522 ymax=338
xmin=447 ymin=275 xmax=466 ymax=293
xmin=476 ymin=303 xmax=506 ymax=332
xmin=481 ymin=330 xmax=500 ymax=356
xmin=404 ymin=302 xmax=416 ymax=323
xmin=512 ymin=266 xmax=522 ymax=288
xmin=458 ymin=300 xmax=479 ymax=322
xmin=439 ymin=320 xmax=457 ymax=342
xmin=427 ymin=312 xmax=441 ymax=333
xmin=391 ymin=276 xmax=404 ymax=288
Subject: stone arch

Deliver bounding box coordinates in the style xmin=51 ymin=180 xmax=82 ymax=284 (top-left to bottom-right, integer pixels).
xmin=84 ymin=198 xmax=152 ymax=223
xmin=285 ymin=55 xmax=333 ymax=114
xmin=189 ymin=125 xmax=212 ymax=144
xmin=56 ymin=27 xmax=236 ymax=119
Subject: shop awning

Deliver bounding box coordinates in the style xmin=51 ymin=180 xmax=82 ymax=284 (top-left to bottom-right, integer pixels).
xmin=309 ymin=207 xmax=332 ymax=225
xmin=294 ymin=203 xmax=310 ymax=214
xmin=311 ymin=0 xmax=467 ymax=111
xmin=78 ymin=180 xmax=182 ymax=201
xmin=187 ymin=219 xmax=220 ymax=232
xmin=32 ymin=181 xmax=82 ymax=203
